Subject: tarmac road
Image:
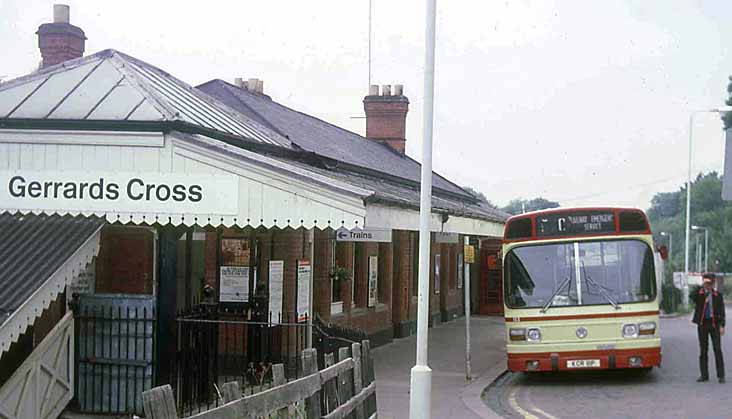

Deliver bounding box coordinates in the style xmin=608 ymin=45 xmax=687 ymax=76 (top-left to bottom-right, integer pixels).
xmin=484 ymin=311 xmax=732 ymax=419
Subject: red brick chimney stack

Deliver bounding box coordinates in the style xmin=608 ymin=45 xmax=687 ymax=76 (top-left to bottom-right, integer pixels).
xmin=36 ymin=4 xmax=87 ymax=69
xmin=363 ymin=84 xmax=410 ymax=154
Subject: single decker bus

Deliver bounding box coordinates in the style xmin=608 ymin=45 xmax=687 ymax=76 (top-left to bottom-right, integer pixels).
xmin=502 ymin=207 xmax=661 ymax=372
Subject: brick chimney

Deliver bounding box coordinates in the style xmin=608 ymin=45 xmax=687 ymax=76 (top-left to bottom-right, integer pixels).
xmin=363 ymin=84 xmax=410 ymax=154
xmin=36 ymin=4 xmax=86 ymax=69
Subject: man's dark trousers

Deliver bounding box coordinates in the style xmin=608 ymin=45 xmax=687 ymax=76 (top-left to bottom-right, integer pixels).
xmin=699 ymin=319 xmax=725 ymax=379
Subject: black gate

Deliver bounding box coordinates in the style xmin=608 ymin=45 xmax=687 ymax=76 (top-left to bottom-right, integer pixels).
xmin=72 ymin=294 xmax=156 ymax=416
xmin=171 ymin=306 xmax=367 ymax=415
xmin=172 ymin=306 xmax=308 ymax=414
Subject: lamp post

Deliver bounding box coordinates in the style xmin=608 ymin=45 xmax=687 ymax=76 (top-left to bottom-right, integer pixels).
xmin=409 ymin=0 xmax=437 ymax=417
xmin=683 ymin=108 xmax=732 ymax=308
xmin=660 ymin=231 xmax=672 ymax=270
xmin=692 ymin=225 xmax=709 ymax=272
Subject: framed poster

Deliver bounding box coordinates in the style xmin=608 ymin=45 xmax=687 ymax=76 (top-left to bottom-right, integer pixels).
xmin=458 ymin=253 xmax=464 ymax=289
xmin=297 ymin=260 xmax=311 ymax=322
xmin=221 ymin=238 xmax=250 ymax=266
xmin=219 ymin=266 xmax=249 ymax=302
xmin=368 ymin=255 xmax=378 ymax=307
xmin=434 ymin=254 xmax=441 ymax=294
xmin=269 ymin=261 xmax=284 ymax=324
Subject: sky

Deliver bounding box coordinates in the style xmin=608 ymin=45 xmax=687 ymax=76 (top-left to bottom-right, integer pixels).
xmin=1 ymin=0 xmax=731 ymax=210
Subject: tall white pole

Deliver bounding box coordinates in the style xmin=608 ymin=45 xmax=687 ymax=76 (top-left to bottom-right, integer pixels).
xmin=307 ymin=228 xmax=315 ymax=348
xmin=409 ymin=0 xmax=436 ymax=417
xmin=684 ymin=113 xmax=694 ymax=309
xmin=464 ymin=236 xmax=472 ymax=381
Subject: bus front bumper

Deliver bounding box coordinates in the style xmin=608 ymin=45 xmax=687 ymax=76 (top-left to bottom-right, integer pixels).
xmin=507 ymin=346 xmax=662 ymax=372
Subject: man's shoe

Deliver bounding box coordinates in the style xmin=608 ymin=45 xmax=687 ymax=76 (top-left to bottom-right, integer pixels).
xmin=719 ymin=377 xmax=726 ymax=383
xmin=697 ymin=377 xmax=709 ymax=382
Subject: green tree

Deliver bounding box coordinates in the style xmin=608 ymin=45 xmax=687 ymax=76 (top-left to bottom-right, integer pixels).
xmin=648 ymin=172 xmax=732 ymax=274
xmin=501 ymin=197 xmax=560 ymax=215
xmin=463 ymin=186 xmax=498 ymax=209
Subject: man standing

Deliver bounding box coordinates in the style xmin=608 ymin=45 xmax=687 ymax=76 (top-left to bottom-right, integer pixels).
xmin=692 ymin=273 xmax=725 ymax=383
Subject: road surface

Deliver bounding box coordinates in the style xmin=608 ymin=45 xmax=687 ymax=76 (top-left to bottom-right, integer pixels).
xmin=484 ymin=311 xmax=732 ymax=419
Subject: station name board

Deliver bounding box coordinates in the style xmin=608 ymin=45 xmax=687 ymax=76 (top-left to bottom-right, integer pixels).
xmin=536 ymin=210 xmax=616 ymax=237
xmin=0 ymin=171 xmax=239 ymax=215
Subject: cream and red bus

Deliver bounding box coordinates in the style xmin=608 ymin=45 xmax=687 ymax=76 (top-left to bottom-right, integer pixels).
xmin=502 ymin=207 xmax=661 ymax=372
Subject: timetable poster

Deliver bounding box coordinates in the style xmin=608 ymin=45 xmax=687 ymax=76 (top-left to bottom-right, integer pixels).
xmin=220 ymin=266 xmax=249 ymax=302
xmin=269 ymin=260 xmax=284 ymax=324
xmin=297 ymin=260 xmax=311 ymax=322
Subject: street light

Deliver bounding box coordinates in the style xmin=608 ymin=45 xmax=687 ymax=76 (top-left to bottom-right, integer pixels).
xmin=692 ymin=225 xmax=709 ymax=272
xmin=660 ymin=231 xmax=672 ymax=270
xmin=410 ymin=0 xmax=437 ymax=417
xmin=683 ymin=107 xmax=732 ymax=308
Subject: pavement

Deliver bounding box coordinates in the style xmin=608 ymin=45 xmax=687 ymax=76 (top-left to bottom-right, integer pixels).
xmin=373 ymin=315 xmax=507 ymax=419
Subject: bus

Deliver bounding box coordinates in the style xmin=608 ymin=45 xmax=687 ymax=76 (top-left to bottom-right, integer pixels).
xmin=502 ymin=207 xmax=661 ymax=372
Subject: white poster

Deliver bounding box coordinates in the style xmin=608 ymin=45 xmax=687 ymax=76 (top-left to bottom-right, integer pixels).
xmin=220 ymin=266 xmax=249 ymax=302
xmin=368 ymin=255 xmax=378 ymax=307
xmin=269 ymin=261 xmax=284 ymax=324
xmin=434 ymin=254 xmax=441 ymax=294
xmin=297 ymin=260 xmax=311 ymax=322
xmin=70 ymin=258 xmax=96 ymax=295
xmin=457 ymin=253 xmax=464 ymax=289
xmin=0 ymin=171 xmax=239 ymax=215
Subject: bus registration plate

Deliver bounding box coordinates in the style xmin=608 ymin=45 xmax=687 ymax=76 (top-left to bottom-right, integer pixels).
xmin=567 ymin=359 xmax=600 ymax=368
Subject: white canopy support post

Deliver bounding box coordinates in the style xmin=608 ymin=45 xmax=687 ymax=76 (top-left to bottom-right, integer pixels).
xmin=464 ymin=236 xmax=472 ymax=381
xmin=409 ymin=0 xmax=437 ymax=417
xmin=307 ymin=228 xmax=315 ymax=349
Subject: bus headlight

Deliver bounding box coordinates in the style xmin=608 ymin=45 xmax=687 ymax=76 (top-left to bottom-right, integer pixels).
xmin=622 ymin=324 xmax=639 ymax=338
xmin=527 ymin=328 xmax=542 ymax=342
xmin=638 ymin=322 xmax=656 ymax=336
xmin=509 ymin=328 xmax=526 ymax=341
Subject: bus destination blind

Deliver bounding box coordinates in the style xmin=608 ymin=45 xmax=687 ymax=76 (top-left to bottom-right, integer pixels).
xmin=536 ymin=211 xmax=615 ymax=237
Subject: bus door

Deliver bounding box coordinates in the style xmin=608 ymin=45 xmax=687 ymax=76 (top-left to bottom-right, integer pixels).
xmin=479 ymin=239 xmax=504 ymax=315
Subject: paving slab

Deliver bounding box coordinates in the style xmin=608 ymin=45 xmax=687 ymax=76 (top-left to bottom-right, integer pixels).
xmin=373 ymin=316 xmax=507 ymax=419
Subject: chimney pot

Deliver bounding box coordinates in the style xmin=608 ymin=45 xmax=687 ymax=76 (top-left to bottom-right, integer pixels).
xmin=256 ymin=79 xmax=264 ymax=94
xmin=53 ymin=4 xmax=70 ymax=24
xmin=247 ymin=78 xmax=258 ymax=92
xmin=234 ymin=77 xmax=244 ymax=88
xmin=37 ymin=4 xmax=86 ymax=69
xmin=363 ymin=83 xmax=409 ymax=154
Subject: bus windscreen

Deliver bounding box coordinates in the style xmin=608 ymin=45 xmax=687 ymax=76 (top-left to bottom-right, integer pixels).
xmin=504 ymin=239 xmax=656 ymax=309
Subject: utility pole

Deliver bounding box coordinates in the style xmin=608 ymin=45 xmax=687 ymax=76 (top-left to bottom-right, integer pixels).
xmin=409 ymin=0 xmax=437 ymax=417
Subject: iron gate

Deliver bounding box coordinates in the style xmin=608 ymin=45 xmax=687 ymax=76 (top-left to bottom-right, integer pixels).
xmin=73 ymin=294 xmax=156 ymax=415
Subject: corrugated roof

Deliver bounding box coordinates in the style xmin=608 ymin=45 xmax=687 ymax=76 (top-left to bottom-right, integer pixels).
xmin=196 ymin=79 xmax=472 ymax=197
xmin=0 ymin=49 xmax=291 ymax=148
xmin=0 ymin=213 xmax=105 ymax=322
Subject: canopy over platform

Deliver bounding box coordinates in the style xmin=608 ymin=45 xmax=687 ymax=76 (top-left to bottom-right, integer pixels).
xmin=0 ymin=213 xmax=104 ymax=356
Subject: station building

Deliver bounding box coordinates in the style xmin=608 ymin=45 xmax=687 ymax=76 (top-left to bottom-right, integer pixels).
xmin=0 ymin=5 xmax=508 ymax=417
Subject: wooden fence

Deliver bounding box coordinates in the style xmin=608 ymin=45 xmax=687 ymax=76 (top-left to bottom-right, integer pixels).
xmin=142 ymin=340 xmax=377 ymax=419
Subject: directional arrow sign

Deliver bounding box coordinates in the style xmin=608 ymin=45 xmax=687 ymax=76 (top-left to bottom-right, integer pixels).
xmin=336 ymin=227 xmax=392 ymax=242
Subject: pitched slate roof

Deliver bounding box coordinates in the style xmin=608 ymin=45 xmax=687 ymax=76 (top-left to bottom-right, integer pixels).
xmin=272 ymin=158 xmax=510 ymax=223
xmin=0 ymin=49 xmax=291 ymax=148
xmin=197 ymin=79 xmax=470 ymax=197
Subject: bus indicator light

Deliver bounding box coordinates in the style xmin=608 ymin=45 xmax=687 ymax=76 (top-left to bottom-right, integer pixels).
xmin=509 ymin=328 xmax=527 ymax=341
